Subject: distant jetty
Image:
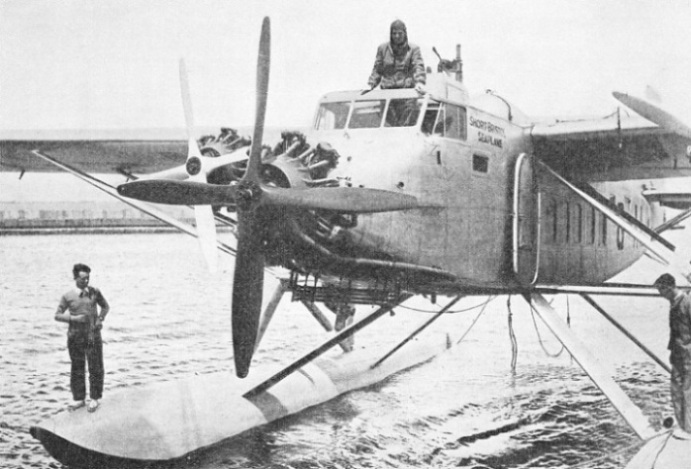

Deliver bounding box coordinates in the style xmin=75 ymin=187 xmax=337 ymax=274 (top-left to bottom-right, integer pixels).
xmin=0 ymin=201 xmax=228 ymax=235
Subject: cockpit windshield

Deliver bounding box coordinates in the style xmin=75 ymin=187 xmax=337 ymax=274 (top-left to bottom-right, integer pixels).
xmin=349 ymin=100 xmax=385 ymax=129
xmin=315 ymin=102 xmax=350 ymax=130
xmin=385 ymin=99 xmax=421 ymax=127
xmin=315 ymin=98 xmax=423 ymax=130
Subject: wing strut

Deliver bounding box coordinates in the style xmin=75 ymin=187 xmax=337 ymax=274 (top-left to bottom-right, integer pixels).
xmin=654 ymin=206 xmax=691 ymax=234
xmin=580 ymin=294 xmax=670 ymax=373
xmin=243 ymin=294 xmax=412 ymax=399
xmin=525 ymin=293 xmax=655 ymax=440
xmin=31 ymin=150 xmax=236 ymax=256
xmin=537 ymin=160 xmax=691 ymax=281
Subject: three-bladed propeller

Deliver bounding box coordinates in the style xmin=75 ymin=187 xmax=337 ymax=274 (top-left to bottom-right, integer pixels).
xmin=117 ymin=17 xmax=432 ymax=378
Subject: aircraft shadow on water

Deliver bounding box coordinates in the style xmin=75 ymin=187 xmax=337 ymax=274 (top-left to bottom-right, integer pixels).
xmin=2 ymin=16 xmax=691 ymax=469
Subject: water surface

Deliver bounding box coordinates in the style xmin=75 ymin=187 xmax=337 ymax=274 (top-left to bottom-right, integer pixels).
xmin=0 ymin=232 xmax=680 ymax=468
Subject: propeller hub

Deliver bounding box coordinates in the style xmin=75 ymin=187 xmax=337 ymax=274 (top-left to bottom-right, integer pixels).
xmin=186 ymin=156 xmax=202 ymax=176
xmin=236 ymin=180 xmax=261 ymax=210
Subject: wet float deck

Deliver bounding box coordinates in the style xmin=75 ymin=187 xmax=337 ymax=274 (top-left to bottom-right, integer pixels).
xmin=625 ymin=431 xmax=691 ymax=469
xmin=31 ymin=336 xmax=450 ymax=467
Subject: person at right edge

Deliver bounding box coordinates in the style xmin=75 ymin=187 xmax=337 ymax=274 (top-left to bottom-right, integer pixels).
xmin=654 ymin=273 xmax=691 ymax=439
xmin=367 ymin=19 xmax=426 ymax=94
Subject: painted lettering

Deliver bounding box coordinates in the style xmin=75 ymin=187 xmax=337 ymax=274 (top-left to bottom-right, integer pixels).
xmin=469 ymin=116 xmax=506 ymax=137
xmin=478 ymin=131 xmax=503 ymax=148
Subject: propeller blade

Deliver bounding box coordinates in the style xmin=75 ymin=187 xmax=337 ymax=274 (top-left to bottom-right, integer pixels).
xmin=179 ymin=58 xmax=196 ymax=134
xmin=245 ymin=16 xmax=271 ymax=183
xmin=117 ymin=179 xmax=237 ymax=205
xmin=612 ymin=91 xmax=691 ymax=138
xmin=228 ymin=17 xmax=271 ymax=378
xmin=180 ymin=58 xmax=218 ymax=272
xmin=262 ymin=186 xmax=436 ymax=213
xmin=232 ymin=210 xmax=265 ymax=378
xmin=194 ymin=205 xmax=218 ymax=273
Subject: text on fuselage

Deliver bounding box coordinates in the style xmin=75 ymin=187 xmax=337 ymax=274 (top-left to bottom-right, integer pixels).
xmin=470 ymin=116 xmax=505 ymax=148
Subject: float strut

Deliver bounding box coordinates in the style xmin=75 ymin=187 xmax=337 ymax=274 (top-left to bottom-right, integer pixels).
xmin=301 ymin=301 xmax=333 ymax=331
xmin=254 ymin=279 xmax=288 ymax=352
xmin=371 ymin=295 xmax=462 ymax=369
xmin=301 ymin=300 xmax=352 ymax=353
xmin=244 ymin=294 xmax=412 ymax=399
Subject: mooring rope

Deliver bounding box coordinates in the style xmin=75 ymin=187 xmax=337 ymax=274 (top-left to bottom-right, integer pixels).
xmin=508 ymin=296 xmax=518 ymax=370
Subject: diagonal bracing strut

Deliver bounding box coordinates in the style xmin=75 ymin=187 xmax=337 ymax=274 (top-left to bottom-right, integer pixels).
xmin=371 ymin=295 xmax=463 ymax=369
xmin=243 ymin=293 xmax=412 ymax=399
xmin=580 ymin=293 xmax=670 ymax=373
xmin=525 ymin=293 xmax=656 ymax=440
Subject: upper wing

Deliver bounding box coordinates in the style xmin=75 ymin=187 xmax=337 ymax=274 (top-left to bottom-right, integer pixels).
xmin=0 ymin=126 xmax=302 ymax=175
xmin=530 ymin=108 xmax=691 ymax=182
xmin=0 ymin=128 xmax=190 ymax=174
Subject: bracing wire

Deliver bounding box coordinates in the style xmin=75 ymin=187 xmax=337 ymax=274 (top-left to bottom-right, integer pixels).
xmin=455 ymin=296 xmax=495 ymax=345
xmin=529 ymin=297 xmax=566 ymax=358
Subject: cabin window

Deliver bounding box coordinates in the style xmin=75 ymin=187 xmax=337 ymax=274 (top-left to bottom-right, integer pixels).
xmin=616 ymin=202 xmax=625 ymax=249
xmin=472 ymin=154 xmax=489 ymax=173
xmin=421 ymin=103 xmax=440 ymax=135
xmin=601 ymin=212 xmax=607 ymax=246
xmin=385 ymin=99 xmax=422 ymax=127
xmin=421 ymin=102 xmax=467 ymax=140
xmin=445 ymin=104 xmax=467 ymax=140
xmin=315 ymin=101 xmax=350 ymax=130
xmin=348 ymin=100 xmax=385 ymax=129
xmin=590 ymin=206 xmax=596 ymax=244
xmin=576 ymin=204 xmax=583 ymax=243
xmin=565 ymin=203 xmax=571 ymax=244
xmin=546 ymin=198 xmax=558 ymax=244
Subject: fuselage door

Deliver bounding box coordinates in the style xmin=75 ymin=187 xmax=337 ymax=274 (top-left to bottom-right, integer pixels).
xmin=513 ymin=153 xmax=540 ymax=285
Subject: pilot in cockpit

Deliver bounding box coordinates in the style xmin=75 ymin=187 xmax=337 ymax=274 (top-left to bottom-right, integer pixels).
xmin=367 ymin=20 xmax=426 ymax=95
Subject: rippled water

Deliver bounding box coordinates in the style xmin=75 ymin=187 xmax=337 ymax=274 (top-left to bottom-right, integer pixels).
xmin=0 ymin=232 xmax=682 ymax=469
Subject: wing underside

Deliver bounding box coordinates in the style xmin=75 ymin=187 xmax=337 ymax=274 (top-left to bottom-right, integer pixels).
xmin=0 ymin=128 xmax=193 ymax=174
xmin=530 ymin=112 xmax=691 ymax=181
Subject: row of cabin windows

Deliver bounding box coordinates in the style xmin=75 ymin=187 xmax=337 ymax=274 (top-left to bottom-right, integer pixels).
xmin=545 ymin=198 xmax=649 ymax=249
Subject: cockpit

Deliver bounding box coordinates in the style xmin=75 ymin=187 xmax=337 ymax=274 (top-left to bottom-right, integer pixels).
xmin=313 ymin=80 xmax=469 ymax=141
xmin=315 ymin=97 xmax=423 ymax=130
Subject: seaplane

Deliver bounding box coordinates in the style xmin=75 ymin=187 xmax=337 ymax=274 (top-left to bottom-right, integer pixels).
xmin=3 ymin=16 xmax=691 ymax=469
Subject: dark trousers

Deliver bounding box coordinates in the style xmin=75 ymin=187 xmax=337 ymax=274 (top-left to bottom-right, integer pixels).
xmin=67 ymin=333 xmax=104 ymax=401
xmin=671 ymin=356 xmax=691 ymax=431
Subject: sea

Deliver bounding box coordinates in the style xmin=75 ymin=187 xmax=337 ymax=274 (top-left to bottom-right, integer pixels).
xmin=1 ymin=230 xmax=687 ymax=469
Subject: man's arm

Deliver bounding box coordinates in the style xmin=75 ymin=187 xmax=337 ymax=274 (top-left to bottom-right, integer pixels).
xmin=411 ymin=45 xmax=426 ymax=85
xmin=95 ymin=289 xmax=110 ymax=329
xmin=367 ymin=45 xmax=384 ymax=89
xmin=55 ymin=295 xmax=88 ymax=324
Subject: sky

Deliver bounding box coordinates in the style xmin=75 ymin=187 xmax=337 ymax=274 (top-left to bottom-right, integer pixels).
xmin=2 ymin=0 xmax=691 ymax=201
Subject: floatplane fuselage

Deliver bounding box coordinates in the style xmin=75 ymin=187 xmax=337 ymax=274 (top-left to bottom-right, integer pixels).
xmin=217 ymin=74 xmax=663 ymax=296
